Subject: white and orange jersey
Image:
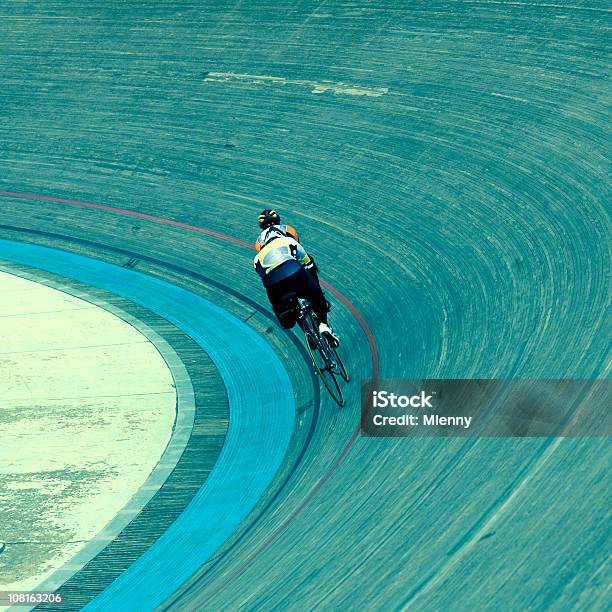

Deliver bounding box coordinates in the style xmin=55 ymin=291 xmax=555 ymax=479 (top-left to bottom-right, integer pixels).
xmin=253 ymin=234 xmax=311 ymax=282
xmin=255 ymin=224 xmax=299 ymax=252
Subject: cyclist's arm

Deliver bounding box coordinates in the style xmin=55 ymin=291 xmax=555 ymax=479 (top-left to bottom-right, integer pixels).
xmin=304 ymin=257 xmax=318 ymax=276
xmin=285 ymin=224 xmax=300 ymax=243
xmin=294 ymin=242 xmax=319 ymax=278
xmin=294 ymin=242 xmax=310 ymax=265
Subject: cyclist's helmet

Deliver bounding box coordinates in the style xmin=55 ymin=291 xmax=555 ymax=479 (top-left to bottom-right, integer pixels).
xmin=258 ymin=209 xmax=281 ymax=229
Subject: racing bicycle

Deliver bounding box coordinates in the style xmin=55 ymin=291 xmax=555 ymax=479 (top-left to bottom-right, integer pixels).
xmin=295 ymin=297 xmax=349 ymax=406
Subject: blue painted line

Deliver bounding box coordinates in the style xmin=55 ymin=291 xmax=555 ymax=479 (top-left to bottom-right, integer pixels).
xmin=0 ymin=238 xmax=295 ymax=610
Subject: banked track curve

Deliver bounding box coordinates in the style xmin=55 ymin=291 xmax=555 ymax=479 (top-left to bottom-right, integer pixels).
xmin=0 ymin=212 xmax=378 ymax=608
xmin=0 ymin=235 xmax=299 ymax=609
xmin=1 ymin=2 xmax=610 ymax=609
xmin=0 ymin=192 xmax=380 ymax=575
xmin=0 ymin=219 xmax=334 ymax=604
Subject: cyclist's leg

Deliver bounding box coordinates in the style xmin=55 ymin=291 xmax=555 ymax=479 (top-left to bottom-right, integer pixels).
xmin=295 ymin=268 xmax=340 ymax=345
xmin=289 ymin=268 xmax=329 ymax=324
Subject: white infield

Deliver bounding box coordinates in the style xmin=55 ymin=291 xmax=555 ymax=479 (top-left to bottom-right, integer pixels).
xmin=0 ymin=270 xmax=176 ymax=591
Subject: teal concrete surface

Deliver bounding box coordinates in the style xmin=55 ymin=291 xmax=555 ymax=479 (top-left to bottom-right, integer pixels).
xmin=0 ymin=1 xmax=610 ymax=610
xmin=0 ymin=239 xmax=294 ymax=609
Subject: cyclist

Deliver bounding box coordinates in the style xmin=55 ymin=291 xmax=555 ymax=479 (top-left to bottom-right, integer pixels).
xmin=254 ymin=209 xmax=340 ymax=346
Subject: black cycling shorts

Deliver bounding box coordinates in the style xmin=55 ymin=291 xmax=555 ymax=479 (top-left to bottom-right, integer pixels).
xmin=265 ymin=265 xmax=329 ymax=329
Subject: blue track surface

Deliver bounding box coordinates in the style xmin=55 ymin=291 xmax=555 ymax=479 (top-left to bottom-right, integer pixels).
xmin=0 ymin=238 xmax=295 ymax=610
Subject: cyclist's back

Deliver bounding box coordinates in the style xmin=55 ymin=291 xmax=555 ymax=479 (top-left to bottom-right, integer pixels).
xmin=253 ymin=209 xmax=339 ymax=345
xmin=254 ymin=230 xmax=309 ymax=286
xmin=255 ymin=223 xmax=299 ymax=252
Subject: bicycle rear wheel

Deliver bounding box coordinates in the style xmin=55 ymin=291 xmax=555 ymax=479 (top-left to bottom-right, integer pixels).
xmin=303 ymin=313 xmax=344 ymax=407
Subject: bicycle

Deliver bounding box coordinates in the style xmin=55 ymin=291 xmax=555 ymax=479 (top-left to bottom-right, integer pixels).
xmin=295 ymin=296 xmax=349 ymax=406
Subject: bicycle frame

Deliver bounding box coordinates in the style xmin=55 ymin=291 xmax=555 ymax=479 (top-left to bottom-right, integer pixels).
xmin=296 ymin=298 xmax=348 ymax=406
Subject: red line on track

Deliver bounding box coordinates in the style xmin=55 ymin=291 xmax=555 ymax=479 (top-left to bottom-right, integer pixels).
xmin=0 ymin=191 xmax=253 ymax=250
xmin=0 ymin=189 xmax=379 ymax=604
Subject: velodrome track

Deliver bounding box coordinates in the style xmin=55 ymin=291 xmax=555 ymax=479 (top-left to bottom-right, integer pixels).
xmin=1 ymin=1 xmax=610 ymax=610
